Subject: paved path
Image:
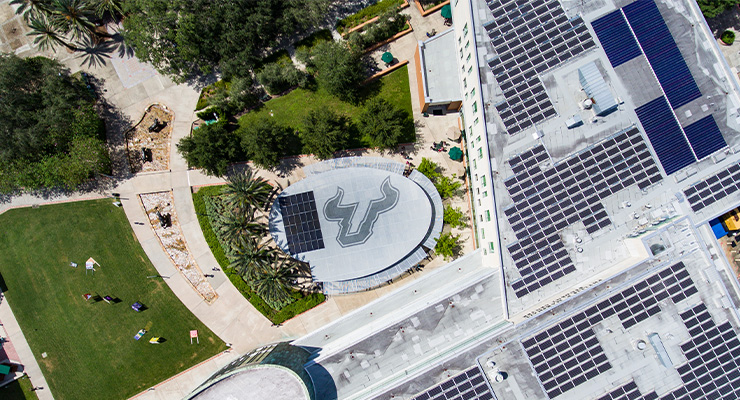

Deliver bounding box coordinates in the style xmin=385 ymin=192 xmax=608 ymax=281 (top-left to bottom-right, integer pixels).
xmin=0 ymin=1 xmax=475 ymax=398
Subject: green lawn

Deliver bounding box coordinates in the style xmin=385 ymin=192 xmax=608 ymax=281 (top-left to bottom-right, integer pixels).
xmin=238 ymin=65 xmax=414 ymax=149
xmin=0 ymin=200 xmax=226 ymax=400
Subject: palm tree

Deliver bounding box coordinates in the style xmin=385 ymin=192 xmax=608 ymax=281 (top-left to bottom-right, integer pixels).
xmin=27 ymin=15 xmax=78 ymax=52
xmin=228 ymin=236 xmax=276 ymax=282
xmin=50 ymin=0 xmax=96 ymax=41
xmin=216 ymin=210 xmax=268 ymax=248
xmin=251 ymin=257 xmax=299 ymax=309
xmin=223 ymin=169 xmax=273 ymax=216
xmin=10 ymin=0 xmax=52 ymax=22
xmin=91 ymin=0 xmax=122 ymax=19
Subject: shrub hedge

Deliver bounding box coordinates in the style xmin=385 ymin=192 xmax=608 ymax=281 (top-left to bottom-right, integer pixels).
xmin=721 ymin=30 xmax=735 ymax=45
xmin=336 ymin=0 xmax=405 ymax=34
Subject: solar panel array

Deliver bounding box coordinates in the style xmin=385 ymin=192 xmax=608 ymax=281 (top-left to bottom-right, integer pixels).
xmin=622 ymin=0 xmax=702 ymax=109
xmin=504 ymin=128 xmax=663 ymax=297
xmin=591 ymin=10 xmax=641 ymax=68
xmin=411 ymin=366 xmax=493 ymax=400
xmin=682 ymin=162 xmax=740 ymax=212
xmin=521 ymin=262 xmax=696 ymax=398
xmin=485 ymin=0 xmax=594 ymax=135
xmin=634 ymin=97 xmax=696 ymax=175
xmin=278 ymin=191 xmax=325 ymax=254
xmin=594 ymin=303 xmax=740 ymax=400
xmin=682 ymin=115 xmax=727 ymax=160
xmin=595 ymin=381 xmax=658 ymax=400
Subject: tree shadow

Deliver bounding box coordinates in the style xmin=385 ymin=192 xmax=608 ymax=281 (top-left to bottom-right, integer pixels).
xmin=705 ymin=8 xmax=740 ymax=37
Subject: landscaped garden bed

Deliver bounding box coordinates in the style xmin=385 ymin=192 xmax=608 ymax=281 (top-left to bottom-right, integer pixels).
xmin=140 ymin=191 xmax=218 ymax=303
xmin=0 ymin=200 xmax=225 ymax=400
xmin=336 ymin=0 xmax=407 ymax=35
xmin=192 ymin=184 xmax=325 ymax=324
xmin=125 ymin=104 xmax=173 ymax=173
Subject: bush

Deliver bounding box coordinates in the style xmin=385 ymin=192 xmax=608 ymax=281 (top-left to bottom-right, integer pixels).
xmin=196 ymin=80 xmax=230 ymax=111
xmin=435 ymin=175 xmax=462 ymax=199
xmin=417 ymin=157 xmax=441 ymax=182
xmin=336 ymin=0 xmax=404 ymax=34
xmin=722 ymin=30 xmax=736 ymax=45
xmin=443 ymin=205 xmax=468 ymax=229
xmin=196 ymin=106 xmax=225 ymax=121
xmin=435 ymin=232 xmax=461 ymax=260
xmin=347 ymin=9 xmax=410 ymax=51
xmin=257 ymin=61 xmax=306 ymax=95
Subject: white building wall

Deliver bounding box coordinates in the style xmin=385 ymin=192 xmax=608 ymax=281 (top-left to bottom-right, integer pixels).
xmin=451 ymin=0 xmax=504 ymax=277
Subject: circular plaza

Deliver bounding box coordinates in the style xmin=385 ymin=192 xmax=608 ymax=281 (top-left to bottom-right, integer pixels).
xmin=268 ymin=157 xmax=443 ymax=294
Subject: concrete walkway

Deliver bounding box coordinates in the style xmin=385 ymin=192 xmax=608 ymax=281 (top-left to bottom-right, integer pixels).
xmin=0 ymin=1 xmax=474 ymax=398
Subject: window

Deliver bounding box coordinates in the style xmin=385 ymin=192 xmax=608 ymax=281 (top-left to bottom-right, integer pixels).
xmin=474 ymin=117 xmax=479 ymax=125
xmin=476 ymin=135 xmax=481 ymax=142
xmin=472 ymin=102 xmax=478 ymax=113
xmin=470 ymin=88 xmax=476 ymax=98
xmin=483 ymin=191 xmax=488 ymax=198
xmin=474 ymin=174 xmax=478 ymax=181
xmin=455 ymin=0 xmax=459 ymax=6
xmin=481 ymin=175 xmax=486 ymax=187
xmin=463 ymin=23 xmax=468 ymax=36
xmin=478 ymin=148 xmax=483 ymax=158
xmin=465 ymin=40 xmax=470 ymax=50
xmin=466 ymin=53 xmax=472 ymax=63
xmin=489 ymin=242 xmax=495 ymax=251
xmin=460 ymin=48 xmax=464 ymax=59
xmin=480 ymin=228 xmax=485 ymax=239
xmin=480 ymin=214 xmax=483 ymax=222
xmin=463 ymin=78 xmax=467 ymax=88
xmin=486 ymin=210 xmax=491 ymax=221
xmin=468 ymin=66 xmax=473 ymax=75
xmin=473 ymin=159 xmax=477 ymax=169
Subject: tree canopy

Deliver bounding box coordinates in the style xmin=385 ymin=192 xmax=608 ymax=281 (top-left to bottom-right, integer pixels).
xmin=300 ymin=110 xmax=350 ymax=159
xmin=0 ymin=54 xmax=108 ymax=192
xmin=309 ymin=41 xmax=366 ymax=101
xmin=122 ymin=0 xmax=330 ymax=81
xmin=358 ymin=97 xmax=407 ymax=150
xmin=240 ymin=118 xmax=296 ymax=170
xmin=177 ymin=121 xmax=243 ymax=176
xmin=697 ymin=0 xmax=740 ymax=18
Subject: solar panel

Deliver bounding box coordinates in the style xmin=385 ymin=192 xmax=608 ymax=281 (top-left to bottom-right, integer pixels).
xmin=683 ymin=161 xmax=740 ymax=212
xmin=486 ymin=0 xmax=594 ymax=135
xmin=682 ymin=115 xmax=727 ymax=160
xmin=278 ymin=191 xmax=325 ymax=254
xmin=623 ymin=0 xmax=702 ymax=109
xmin=591 ymin=10 xmax=641 ymax=67
xmin=412 ymin=366 xmax=493 ymax=400
xmin=634 ymin=97 xmax=696 ymax=175
xmin=522 ymin=262 xmax=697 ymax=398
xmin=506 ymin=128 xmax=663 ymax=297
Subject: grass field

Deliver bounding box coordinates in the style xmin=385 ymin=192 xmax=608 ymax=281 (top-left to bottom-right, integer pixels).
xmin=238 ymin=65 xmax=414 ymax=149
xmin=0 ymin=200 xmax=226 ymax=400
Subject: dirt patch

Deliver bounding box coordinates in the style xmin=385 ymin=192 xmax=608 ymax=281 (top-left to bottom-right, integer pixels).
xmin=125 ymin=104 xmax=173 ymax=173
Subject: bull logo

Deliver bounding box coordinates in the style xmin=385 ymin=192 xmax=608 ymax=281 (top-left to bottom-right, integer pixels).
xmin=323 ymin=177 xmax=400 ymax=247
